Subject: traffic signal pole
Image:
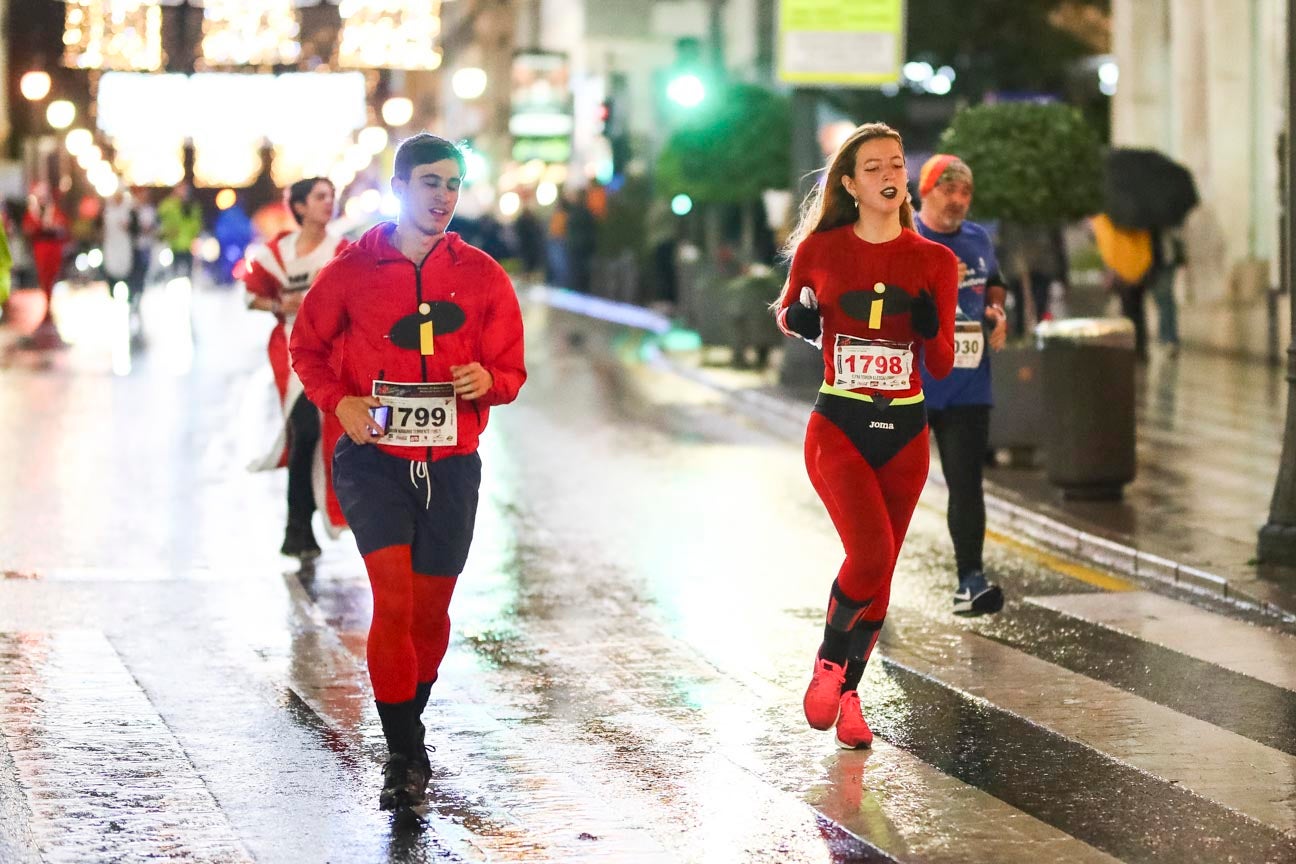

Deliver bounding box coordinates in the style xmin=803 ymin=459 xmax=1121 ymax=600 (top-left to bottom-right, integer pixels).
xmin=1258 ymin=0 xmax=1296 ymax=568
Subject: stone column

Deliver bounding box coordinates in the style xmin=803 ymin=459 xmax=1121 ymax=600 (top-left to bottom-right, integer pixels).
xmin=1111 ymin=0 xmax=1170 ymax=148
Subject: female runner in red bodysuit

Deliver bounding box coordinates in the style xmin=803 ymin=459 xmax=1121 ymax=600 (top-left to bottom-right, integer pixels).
xmin=775 ymin=123 xmax=957 ymax=749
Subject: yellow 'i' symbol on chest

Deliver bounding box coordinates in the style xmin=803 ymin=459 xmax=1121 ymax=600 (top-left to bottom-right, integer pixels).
xmin=419 ymin=303 xmax=435 ymax=354
xmin=868 ymin=283 xmax=886 ymax=329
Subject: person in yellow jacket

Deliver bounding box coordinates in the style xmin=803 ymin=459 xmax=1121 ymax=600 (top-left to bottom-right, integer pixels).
xmin=1089 ymin=214 xmax=1153 ymax=359
xmin=157 ymin=182 xmax=204 ymax=280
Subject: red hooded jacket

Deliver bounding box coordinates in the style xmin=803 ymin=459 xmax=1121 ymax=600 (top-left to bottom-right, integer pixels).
xmin=290 ymin=223 xmax=526 ymax=462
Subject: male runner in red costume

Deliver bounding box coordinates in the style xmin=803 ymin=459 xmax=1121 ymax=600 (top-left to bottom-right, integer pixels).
xmin=776 ymin=123 xmax=957 ymax=749
xmin=244 ymin=177 xmax=349 ymax=559
xmin=291 ymin=134 xmax=526 ymax=811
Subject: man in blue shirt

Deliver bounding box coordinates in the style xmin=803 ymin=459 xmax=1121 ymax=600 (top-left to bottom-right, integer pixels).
xmin=916 ymin=154 xmax=1007 ymax=615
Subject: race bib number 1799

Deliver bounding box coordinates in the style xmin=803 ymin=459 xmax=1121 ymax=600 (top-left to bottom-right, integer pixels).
xmin=372 ymin=380 xmax=458 ymax=447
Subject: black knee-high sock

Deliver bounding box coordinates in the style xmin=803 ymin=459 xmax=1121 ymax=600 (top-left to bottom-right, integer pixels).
xmin=819 ymin=580 xmax=871 ymax=665
xmin=414 ymin=678 xmax=435 ymax=717
xmin=375 ymin=698 xmax=420 ymax=758
xmin=842 ymin=619 xmax=885 ymax=692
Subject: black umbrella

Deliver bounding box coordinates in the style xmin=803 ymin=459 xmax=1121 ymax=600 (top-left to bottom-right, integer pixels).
xmin=1103 ymin=148 xmax=1199 ymax=229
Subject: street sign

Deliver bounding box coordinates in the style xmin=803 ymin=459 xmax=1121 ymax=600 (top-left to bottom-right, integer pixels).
xmin=510 ymin=52 xmax=573 ymax=165
xmin=778 ymin=0 xmax=906 ymax=86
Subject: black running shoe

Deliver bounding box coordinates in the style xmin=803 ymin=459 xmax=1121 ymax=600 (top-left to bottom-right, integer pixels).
xmin=378 ymin=753 xmax=430 ymax=811
xmin=379 ymin=754 xmax=410 ymax=811
xmin=953 ymin=570 xmax=1004 ymax=616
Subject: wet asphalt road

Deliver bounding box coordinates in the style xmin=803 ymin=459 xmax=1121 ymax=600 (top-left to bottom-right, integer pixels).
xmin=2 ymin=281 xmax=1296 ymax=863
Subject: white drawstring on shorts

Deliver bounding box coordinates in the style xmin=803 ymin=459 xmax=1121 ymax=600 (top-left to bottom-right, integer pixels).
xmin=409 ymin=459 xmax=431 ymax=509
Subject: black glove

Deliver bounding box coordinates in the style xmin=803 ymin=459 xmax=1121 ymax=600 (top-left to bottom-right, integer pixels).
xmin=910 ymin=290 xmax=939 ymax=339
xmin=784 ymin=302 xmax=821 ymax=341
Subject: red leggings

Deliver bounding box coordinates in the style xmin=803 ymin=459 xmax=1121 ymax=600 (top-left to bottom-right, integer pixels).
xmin=363 ymin=544 xmax=458 ymax=703
xmin=805 ymin=411 xmax=929 ymax=622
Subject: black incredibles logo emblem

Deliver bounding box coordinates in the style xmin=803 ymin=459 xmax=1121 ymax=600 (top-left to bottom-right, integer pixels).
xmin=388 ymin=301 xmax=465 ymax=355
xmin=840 ymin=282 xmax=916 ymax=329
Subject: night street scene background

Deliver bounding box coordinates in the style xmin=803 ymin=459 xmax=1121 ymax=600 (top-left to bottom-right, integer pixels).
xmin=4 ymin=1 xmax=1296 ymax=862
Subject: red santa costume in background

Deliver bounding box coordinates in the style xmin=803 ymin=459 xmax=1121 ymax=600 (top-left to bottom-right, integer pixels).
xmin=22 ymin=187 xmax=69 ymax=318
xmin=243 ymin=228 xmax=349 ymax=536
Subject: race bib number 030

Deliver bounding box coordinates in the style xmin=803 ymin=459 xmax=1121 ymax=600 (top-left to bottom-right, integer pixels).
xmin=833 ymin=337 xmax=914 ymax=391
xmin=372 ymin=380 xmax=458 ymax=447
xmin=953 ymin=321 xmax=985 ymax=370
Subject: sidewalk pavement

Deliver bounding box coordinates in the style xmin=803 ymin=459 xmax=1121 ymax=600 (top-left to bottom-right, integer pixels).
xmin=531 ymin=286 xmax=1296 ymax=621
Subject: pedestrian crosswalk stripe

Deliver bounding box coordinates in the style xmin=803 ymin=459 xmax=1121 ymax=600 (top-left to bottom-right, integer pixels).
xmin=882 ymin=606 xmax=1296 ymax=834
xmin=1029 ymin=591 xmax=1296 ymax=692
xmin=987 ymin=603 xmax=1296 ymax=758
xmin=867 ymin=655 xmax=1296 ymax=862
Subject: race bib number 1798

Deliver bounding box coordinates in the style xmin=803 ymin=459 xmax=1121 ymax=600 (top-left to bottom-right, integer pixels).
xmin=833 ymin=337 xmax=914 ymax=391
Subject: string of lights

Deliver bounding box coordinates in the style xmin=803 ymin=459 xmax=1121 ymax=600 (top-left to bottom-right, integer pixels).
xmin=63 ymin=0 xmax=164 ymax=72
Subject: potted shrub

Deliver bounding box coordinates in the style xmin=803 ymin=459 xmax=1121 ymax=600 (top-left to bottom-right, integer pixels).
xmin=937 ymin=102 xmax=1104 ymax=461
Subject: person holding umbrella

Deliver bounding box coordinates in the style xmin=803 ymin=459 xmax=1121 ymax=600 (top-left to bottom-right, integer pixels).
xmin=1100 ymin=149 xmax=1198 ymax=357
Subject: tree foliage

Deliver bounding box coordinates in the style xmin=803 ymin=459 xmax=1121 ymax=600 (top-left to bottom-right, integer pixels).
xmin=655 ymin=84 xmax=790 ymax=204
xmin=938 ymin=102 xmax=1103 ymax=224
xmin=908 ymin=0 xmax=1110 ymax=102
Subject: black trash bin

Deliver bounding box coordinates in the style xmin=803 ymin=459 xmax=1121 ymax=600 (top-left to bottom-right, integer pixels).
xmin=1036 ymin=318 xmax=1136 ymax=500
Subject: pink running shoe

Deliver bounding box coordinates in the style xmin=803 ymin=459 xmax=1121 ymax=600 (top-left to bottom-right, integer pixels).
xmin=803 ymin=655 xmax=847 ymax=730
xmin=835 ymin=690 xmax=873 ymax=749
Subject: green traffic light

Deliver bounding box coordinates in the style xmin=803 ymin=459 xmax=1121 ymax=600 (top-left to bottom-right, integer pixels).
xmin=666 ymin=73 xmax=706 ymax=108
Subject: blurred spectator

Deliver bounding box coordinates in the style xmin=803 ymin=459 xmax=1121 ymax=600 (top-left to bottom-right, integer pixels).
xmin=586 ymin=181 xmax=608 ymax=220
xmin=71 ymin=195 xmax=100 ymax=255
xmin=1149 ymin=228 xmax=1185 ymax=354
xmin=452 ymin=213 xmax=509 ymax=262
xmin=101 ymin=190 xmax=135 ymax=297
xmin=3 ymin=201 xmax=31 ymax=294
xmin=213 ymin=196 xmax=254 ymax=285
xmin=546 ymin=202 xmax=568 ymax=287
xmin=645 ymin=197 xmax=679 ymax=307
xmin=513 ymin=206 xmax=545 ymax=280
xmin=128 ymin=188 xmax=157 ymax=301
xmin=1090 ymin=213 xmax=1154 ymax=360
xmin=564 ymin=190 xmax=597 ymax=294
xmin=474 ymin=213 xmax=510 ymax=262
xmin=22 ymin=183 xmax=69 ymax=331
xmin=997 ymin=221 xmax=1068 ymax=336
xmin=0 ymin=214 xmax=11 ymax=314
xmin=157 ymin=182 xmax=204 ymax=279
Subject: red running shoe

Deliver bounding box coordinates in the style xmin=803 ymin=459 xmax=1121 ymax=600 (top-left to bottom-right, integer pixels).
xmin=835 ymin=690 xmax=873 ymax=749
xmin=803 ymin=655 xmax=846 ymax=730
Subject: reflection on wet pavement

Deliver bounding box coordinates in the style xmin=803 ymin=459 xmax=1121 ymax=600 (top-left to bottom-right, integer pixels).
xmin=0 ymin=630 xmax=251 ymax=863
xmin=986 ymin=348 xmax=1285 ymax=577
xmin=4 ymin=286 xmax=1296 ymax=862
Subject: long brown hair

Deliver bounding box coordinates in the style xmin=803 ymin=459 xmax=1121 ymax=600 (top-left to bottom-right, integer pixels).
xmin=784 ymin=122 xmax=915 ymax=258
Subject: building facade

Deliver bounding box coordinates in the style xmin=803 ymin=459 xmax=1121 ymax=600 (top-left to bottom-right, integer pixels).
xmin=1112 ymin=0 xmax=1289 ymax=360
